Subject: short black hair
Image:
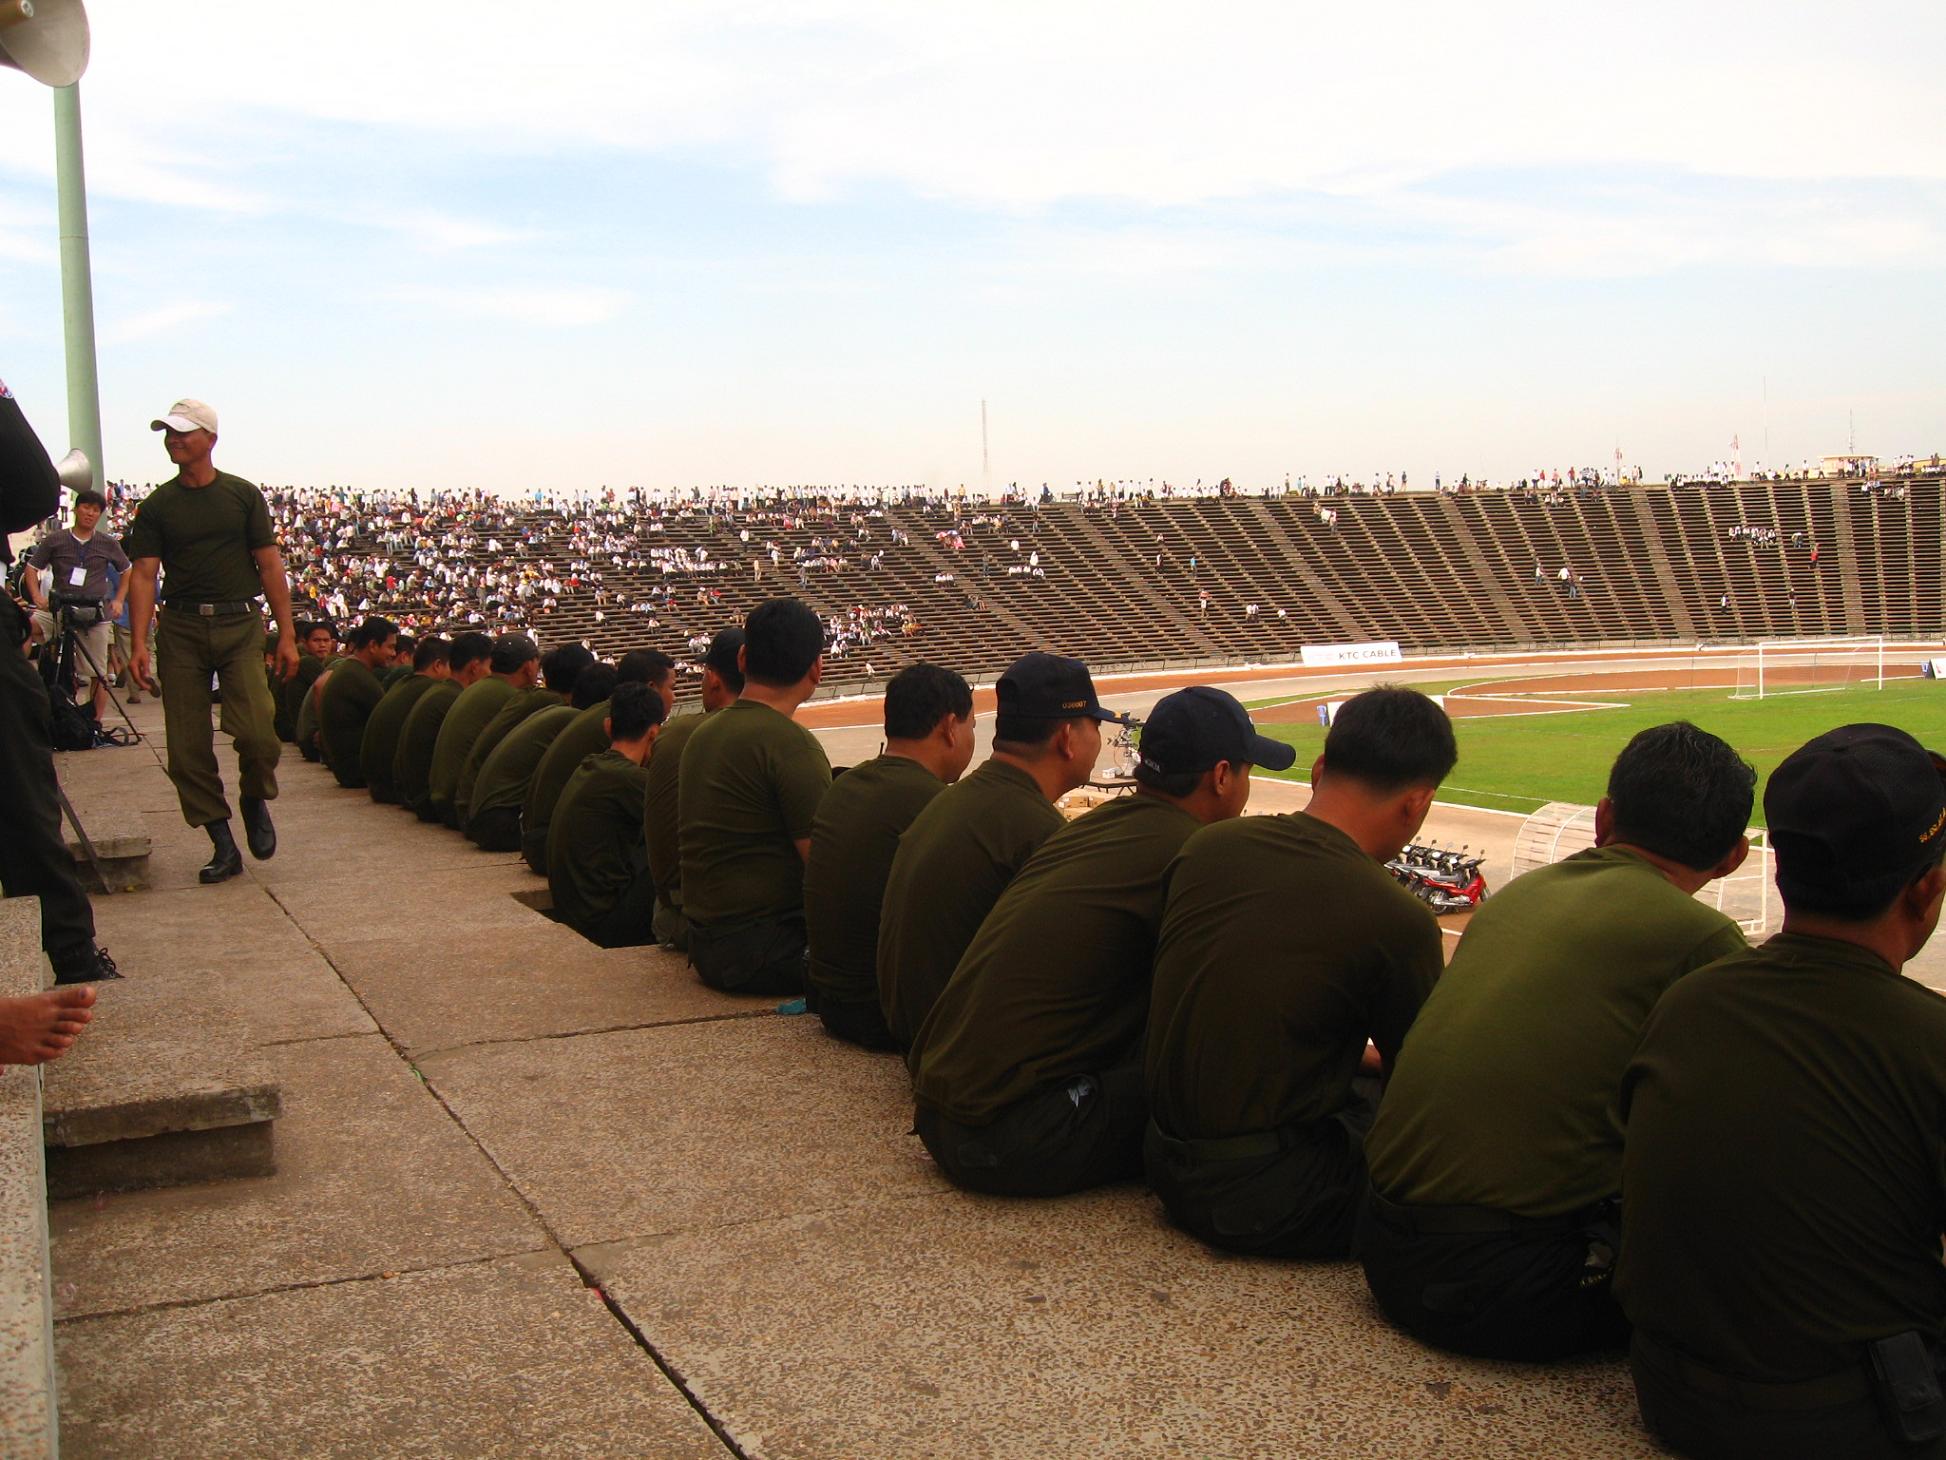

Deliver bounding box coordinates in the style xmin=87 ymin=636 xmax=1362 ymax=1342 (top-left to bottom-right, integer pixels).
xmin=703 ymin=629 xmax=745 ymax=693
xmin=349 ymin=615 xmax=397 ymax=651
xmin=542 ymin=643 xmax=596 ymax=695
xmin=743 ymin=598 xmax=823 ymax=687
xmin=1135 ymin=763 xmax=1222 ymax=798
xmin=884 ymin=663 xmax=973 ymax=741
xmin=73 ymin=489 xmax=106 ymax=509
xmin=616 ymin=648 xmax=676 ymax=686
xmin=608 ymin=681 xmax=665 ymax=742
xmin=1321 ymin=686 xmax=1457 ymax=792
xmin=992 ymin=715 xmax=1072 ymax=752
xmin=572 ymin=664 xmax=619 ymax=710
xmin=488 ymin=633 xmax=540 ymax=675
xmin=1607 ymin=722 xmax=1755 ymax=871
xmin=301 ymin=619 xmax=336 ymax=640
xmin=1783 ymin=848 xmax=1946 ymax=923
xmin=413 ymin=636 xmax=451 ymax=672
xmin=449 ymin=632 xmax=494 ymax=674
xmin=391 ymin=634 xmax=417 ymax=663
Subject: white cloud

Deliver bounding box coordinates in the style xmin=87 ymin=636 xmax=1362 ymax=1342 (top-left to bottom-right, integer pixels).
xmin=385 ymin=283 xmax=630 ymax=326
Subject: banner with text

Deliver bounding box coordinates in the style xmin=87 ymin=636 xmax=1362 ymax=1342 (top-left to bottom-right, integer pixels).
xmin=1300 ymin=640 xmax=1403 ymax=668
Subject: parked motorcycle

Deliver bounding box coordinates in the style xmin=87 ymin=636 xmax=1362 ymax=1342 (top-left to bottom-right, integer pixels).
xmin=1386 ymin=842 xmax=1490 ymax=915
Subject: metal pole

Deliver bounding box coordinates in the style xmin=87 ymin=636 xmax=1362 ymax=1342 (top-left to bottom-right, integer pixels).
xmin=53 ymin=81 xmax=104 ymax=494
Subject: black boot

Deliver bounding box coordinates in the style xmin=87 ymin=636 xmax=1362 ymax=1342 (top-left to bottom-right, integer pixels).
xmin=53 ymin=945 xmax=121 ymax=985
xmin=241 ymin=797 xmax=277 ymax=861
xmin=200 ymin=821 xmax=243 ymax=884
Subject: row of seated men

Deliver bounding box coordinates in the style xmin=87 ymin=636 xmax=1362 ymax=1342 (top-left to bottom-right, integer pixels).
xmin=281 ymin=597 xmax=1946 ymax=1460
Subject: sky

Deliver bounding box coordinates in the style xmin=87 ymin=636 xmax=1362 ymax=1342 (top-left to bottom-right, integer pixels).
xmin=1 ymin=1 xmax=1942 ymax=496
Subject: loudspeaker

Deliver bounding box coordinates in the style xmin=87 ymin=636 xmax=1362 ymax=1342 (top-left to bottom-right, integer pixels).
xmin=0 ymin=0 xmax=89 ymax=88
xmin=53 ymin=448 xmax=90 ymax=491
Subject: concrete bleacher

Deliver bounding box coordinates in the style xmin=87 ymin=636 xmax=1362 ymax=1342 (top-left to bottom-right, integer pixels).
xmin=0 ymin=902 xmax=57 ymax=1460
xmin=325 ymin=474 xmax=1946 ymax=682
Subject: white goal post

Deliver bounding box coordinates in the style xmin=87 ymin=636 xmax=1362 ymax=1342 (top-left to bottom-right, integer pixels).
xmin=1731 ymin=636 xmax=1885 ymax=701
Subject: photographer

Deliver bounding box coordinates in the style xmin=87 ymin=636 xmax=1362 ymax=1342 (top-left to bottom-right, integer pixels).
xmin=0 ymin=377 xmax=116 ymax=983
xmin=26 ymin=487 xmax=128 ymax=723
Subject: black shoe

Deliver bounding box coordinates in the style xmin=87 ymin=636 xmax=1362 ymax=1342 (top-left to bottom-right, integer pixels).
xmin=53 ymin=945 xmax=121 ymax=984
xmin=200 ymin=821 xmax=244 ymax=884
xmin=241 ymin=797 xmax=277 ymax=861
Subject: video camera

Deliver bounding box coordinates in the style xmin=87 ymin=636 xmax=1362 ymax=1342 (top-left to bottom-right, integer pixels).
xmin=51 ymin=589 xmax=106 ymax=625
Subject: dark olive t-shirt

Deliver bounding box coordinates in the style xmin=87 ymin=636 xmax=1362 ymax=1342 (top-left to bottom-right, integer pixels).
xmin=430 ymin=677 xmax=517 ymax=823
xmin=469 ymin=703 xmax=576 ymax=822
xmin=524 ymin=699 xmax=615 ymax=873
xmin=396 ymin=678 xmax=462 ymax=814
xmin=876 ymin=758 xmax=1065 ymax=1052
xmin=1617 ymin=933 xmax=1946 ymax=1381
xmin=361 ymin=673 xmax=442 ymax=799
xmin=547 ymin=749 xmax=652 ymax=933
xmin=643 ymin=709 xmax=710 ymax=906
xmin=1146 ymin=811 xmax=1441 ymax=1140
xmin=124 ymin=470 xmax=274 ymax=603
xmin=317 ymin=655 xmax=385 ymax=785
xmin=912 ymin=793 xmax=1202 ymax=1117
xmin=803 ymin=754 xmax=947 ymax=1012
xmin=677 ymin=699 xmax=831 ymax=926
xmin=1366 ymin=846 xmax=1746 ymax=1218
xmin=456 ymin=686 xmax=563 ymax=823
xmin=279 ymin=651 xmax=326 ymax=742
xmin=294 ymin=653 xmax=342 ymax=754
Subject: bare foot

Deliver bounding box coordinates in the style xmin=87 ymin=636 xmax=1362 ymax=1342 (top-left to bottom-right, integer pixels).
xmin=0 ymin=986 xmax=96 ymax=1066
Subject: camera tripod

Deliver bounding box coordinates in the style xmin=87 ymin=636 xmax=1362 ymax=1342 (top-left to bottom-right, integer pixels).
xmin=40 ymin=596 xmax=140 ymax=743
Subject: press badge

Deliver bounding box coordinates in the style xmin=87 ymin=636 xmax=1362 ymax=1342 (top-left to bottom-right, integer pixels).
xmin=68 ymin=566 xmax=86 ymax=587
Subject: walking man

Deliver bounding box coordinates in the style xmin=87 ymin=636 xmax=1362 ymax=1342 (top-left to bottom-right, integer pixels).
xmin=125 ymin=399 xmax=298 ymax=884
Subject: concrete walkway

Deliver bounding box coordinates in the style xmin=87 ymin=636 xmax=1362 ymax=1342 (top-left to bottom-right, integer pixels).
xmin=46 ymin=689 xmax=1670 ymax=1458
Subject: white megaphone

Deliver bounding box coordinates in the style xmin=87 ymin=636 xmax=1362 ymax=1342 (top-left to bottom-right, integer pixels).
xmin=0 ymin=0 xmax=89 ymax=88
xmin=53 ymin=447 xmax=91 ymax=492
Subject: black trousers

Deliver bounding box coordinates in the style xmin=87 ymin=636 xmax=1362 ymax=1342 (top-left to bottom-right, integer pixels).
xmin=567 ymin=867 xmax=655 ymax=950
xmin=687 ymin=914 xmax=805 ymax=995
xmin=1631 ymin=1330 xmax=1946 ymax=1460
xmin=1356 ymin=1189 xmax=1627 ymax=1360
xmin=1144 ymin=1079 xmax=1380 ymax=1259
xmin=916 ymin=1064 xmax=1147 ymax=1198
xmin=0 ymin=595 xmax=96 ymax=969
xmin=466 ymin=805 xmax=521 ymax=853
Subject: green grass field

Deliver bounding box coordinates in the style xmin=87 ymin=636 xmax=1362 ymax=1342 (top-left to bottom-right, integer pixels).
xmin=1256 ymin=678 xmax=1946 ymax=824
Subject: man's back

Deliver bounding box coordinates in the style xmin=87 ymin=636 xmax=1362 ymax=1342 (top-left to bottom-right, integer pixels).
xmin=361 ymin=674 xmax=441 ymax=802
xmin=469 ymin=703 xmax=576 ymax=826
xmin=396 ymin=678 xmax=462 ymax=817
xmin=1146 ymin=811 xmax=1439 ymax=1139
xmin=456 ymin=686 xmax=562 ymax=823
xmin=803 ymin=753 xmax=944 ymax=1016
xmin=317 ymin=657 xmax=384 ymax=788
xmin=644 ymin=709 xmax=709 ymax=903
xmin=676 ymin=699 xmax=830 ymax=927
xmin=1367 ymin=846 xmax=1745 ymax=1218
xmin=1617 ymin=934 xmax=1946 ymax=1381
xmin=913 ymin=793 xmax=1199 ymax=1118
xmin=524 ymin=699 xmax=612 ymax=873
xmin=876 ymin=758 xmax=1064 ymax=1051
xmin=429 ymin=677 xmax=516 ymax=826
xmin=547 ymin=749 xmax=652 ymax=940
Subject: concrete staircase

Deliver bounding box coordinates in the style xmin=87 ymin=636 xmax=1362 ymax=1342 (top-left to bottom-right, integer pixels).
xmin=0 ymin=900 xmax=58 ymax=1459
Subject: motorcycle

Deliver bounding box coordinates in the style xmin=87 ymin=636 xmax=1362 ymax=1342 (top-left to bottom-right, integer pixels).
xmin=1386 ymin=841 xmax=1490 ymax=915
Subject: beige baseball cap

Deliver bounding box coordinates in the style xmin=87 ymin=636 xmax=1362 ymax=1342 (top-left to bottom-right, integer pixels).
xmin=150 ymin=398 xmax=218 ymax=434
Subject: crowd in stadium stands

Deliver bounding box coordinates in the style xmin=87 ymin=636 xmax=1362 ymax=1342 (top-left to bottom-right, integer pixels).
xmin=249 ymin=589 xmax=1946 ymax=1460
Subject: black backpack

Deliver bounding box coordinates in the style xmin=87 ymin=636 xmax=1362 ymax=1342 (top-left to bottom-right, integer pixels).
xmin=48 ymin=692 xmax=97 ymax=752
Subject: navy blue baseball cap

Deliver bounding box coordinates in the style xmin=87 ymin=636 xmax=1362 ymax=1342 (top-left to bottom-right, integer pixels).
xmin=1137 ymin=686 xmax=1297 ymax=776
xmin=1766 ymin=723 xmax=1946 ymax=910
xmin=996 ymin=652 xmax=1129 ymax=725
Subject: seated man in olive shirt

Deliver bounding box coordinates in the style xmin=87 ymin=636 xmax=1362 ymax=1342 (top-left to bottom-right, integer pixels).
xmin=1618 ymin=725 xmax=1946 ymax=1460
xmin=876 ymin=652 xmax=1115 ymax=1052
xmin=678 ymin=599 xmax=831 ymax=994
xmin=803 ymin=663 xmax=976 ymax=1049
xmin=547 ymin=683 xmax=665 ymax=948
xmin=1145 ymin=687 xmax=1454 ymax=1258
xmin=644 ymin=630 xmax=742 ymax=950
xmin=314 ymin=615 xmax=399 ymax=788
xmin=467 ymin=665 xmax=614 ymax=852
xmin=1360 ymin=722 xmax=1753 ymax=1361
xmin=361 ymin=636 xmax=450 ymax=803
xmin=525 ymin=648 xmax=677 ymax=874
xmin=278 ymin=620 xmax=335 ymax=746
xmin=912 ymin=686 xmax=1291 ymax=1196
xmin=454 ymin=643 xmax=593 ymax=826
xmin=397 ymin=632 xmax=493 ymax=820
xmin=429 ymin=633 xmax=540 ymax=829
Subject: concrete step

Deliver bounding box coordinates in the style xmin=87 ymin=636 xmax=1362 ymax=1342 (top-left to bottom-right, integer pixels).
xmin=0 ymin=899 xmax=59 ymax=1458
xmin=40 ymin=977 xmax=282 ymax=1200
xmin=63 ymin=830 xmax=151 ymax=894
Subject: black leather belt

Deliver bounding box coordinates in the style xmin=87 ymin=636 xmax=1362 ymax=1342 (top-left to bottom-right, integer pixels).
xmin=164 ymin=598 xmax=261 ymax=616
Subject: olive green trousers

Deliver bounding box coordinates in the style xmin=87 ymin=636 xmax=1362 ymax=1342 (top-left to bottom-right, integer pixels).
xmin=156 ymin=608 xmax=281 ymax=828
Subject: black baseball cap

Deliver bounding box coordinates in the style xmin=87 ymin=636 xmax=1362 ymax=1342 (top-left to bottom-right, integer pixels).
xmin=1137 ymin=686 xmax=1297 ymax=777
xmin=996 ymin=652 xmax=1129 ymax=725
xmin=1765 ymin=723 xmax=1946 ymax=910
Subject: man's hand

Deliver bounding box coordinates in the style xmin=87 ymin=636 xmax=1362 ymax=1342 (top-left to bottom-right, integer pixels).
xmin=129 ymin=642 xmax=157 ymax=693
xmin=272 ymin=635 xmax=299 ymax=683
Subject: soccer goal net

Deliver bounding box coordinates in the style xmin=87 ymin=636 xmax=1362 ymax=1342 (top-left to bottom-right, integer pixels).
xmin=1730 ymin=636 xmax=1885 ymax=701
